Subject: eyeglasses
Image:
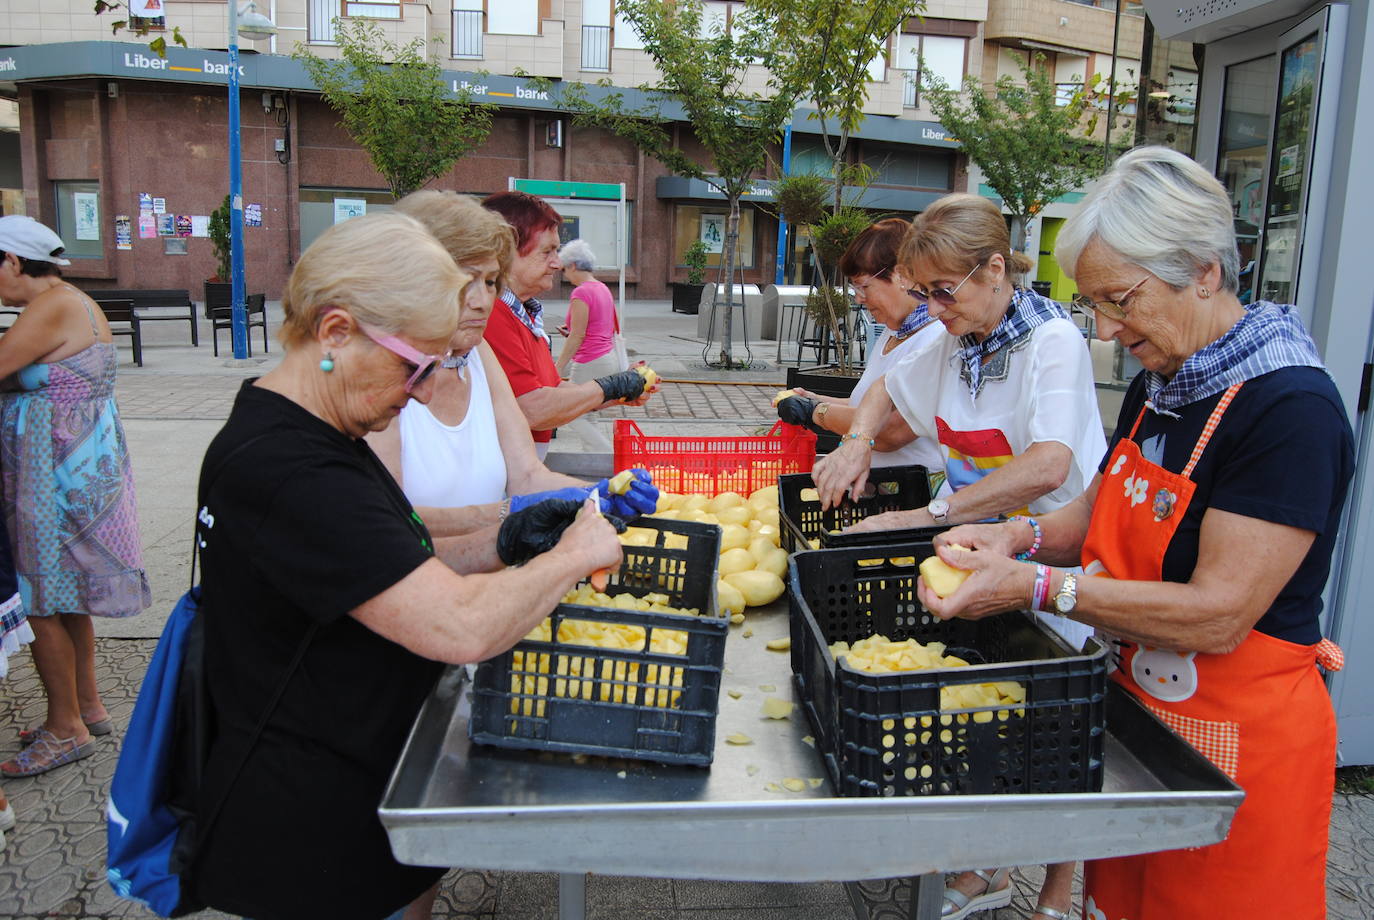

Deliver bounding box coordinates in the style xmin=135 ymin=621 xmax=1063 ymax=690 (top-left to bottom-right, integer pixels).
xmin=907 ymin=262 xmax=982 ymax=307
xmin=357 ymin=324 xmax=451 ymax=393
xmin=1071 ymin=275 xmax=1150 ymax=321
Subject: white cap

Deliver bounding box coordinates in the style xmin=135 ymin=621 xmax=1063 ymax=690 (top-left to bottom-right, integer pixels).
xmin=0 ymin=215 xmax=72 ymax=266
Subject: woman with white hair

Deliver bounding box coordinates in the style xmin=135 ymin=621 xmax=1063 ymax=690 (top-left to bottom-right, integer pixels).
xmin=553 ymin=237 xmax=623 ymax=451
xmin=918 ymin=146 xmax=1353 ymax=920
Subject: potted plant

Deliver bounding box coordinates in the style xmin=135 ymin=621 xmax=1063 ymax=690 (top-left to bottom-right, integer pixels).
xmin=671 ymin=239 xmax=710 ymax=314
xmin=204 ymin=195 xmax=232 ymax=318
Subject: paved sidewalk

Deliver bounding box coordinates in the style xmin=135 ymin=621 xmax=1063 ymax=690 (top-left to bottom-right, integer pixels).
xmin=1 ymin=301 xmax=1371 ymax=919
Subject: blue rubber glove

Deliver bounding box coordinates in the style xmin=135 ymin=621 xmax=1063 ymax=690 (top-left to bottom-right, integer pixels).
xmin=593 ymin=468 xmax=659 ymax=518
xmin=508 ymin=486 xmax=592 ymax=514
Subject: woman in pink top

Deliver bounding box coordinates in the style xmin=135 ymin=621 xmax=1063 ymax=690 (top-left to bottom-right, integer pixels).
xmin=554 ymin=238 xmax=622 ymax=451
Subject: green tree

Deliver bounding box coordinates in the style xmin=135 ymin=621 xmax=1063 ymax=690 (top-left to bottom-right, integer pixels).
xmin=294 ymin=20 xmax=496 ymax=198
xmin=922 ymin=55 xmax=1103 ymax=259
xmin=755 ymin=0 xmax=924 ymax=214
xmin=558 ymin=0 xmax=797 ymax=368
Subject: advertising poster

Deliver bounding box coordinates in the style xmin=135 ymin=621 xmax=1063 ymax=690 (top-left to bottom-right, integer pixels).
xmin=245 ymin=203 xmax=262 ymax=227
xmin=138 ymin=213 xmax=157 ymax=239
xmin=115 ymin=215 xmax=132 ymax=250
xmin=175 ymin=215 xmax=193 ymax=238
xmin=138 ymin=193 xmax=153 ymax=212
xmin=153 ymin=197 xmax=167 ymax=214
xmin=334 ymin=198 xmax=367 ymax=224
xmin=190 ymin=216 xmax=210 ymax=237
xmin=700 ymin=214 xmax=725 ymax=254
xmin=157 ymin=214 xmax=175 ymax=236
xmin=74 ymin=192 xmax=101 ymax=241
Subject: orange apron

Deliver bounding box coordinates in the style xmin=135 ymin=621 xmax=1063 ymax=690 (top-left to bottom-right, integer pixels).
xmin=1080 ymin=383 xmax=1338 ymax=920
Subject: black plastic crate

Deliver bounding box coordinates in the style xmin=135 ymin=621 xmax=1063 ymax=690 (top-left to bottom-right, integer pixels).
xmin=788 ymin=544 xmax=1108 ymax=797
xmin=778 ymin=465 xmax=935 ymax=553
xmin=469 ymin=518 xmax=725 ymax=766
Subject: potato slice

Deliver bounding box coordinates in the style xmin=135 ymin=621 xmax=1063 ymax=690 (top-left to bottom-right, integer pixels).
xmin=716 ymin=578 xmax=746 ymax=617
xmin=725 ymin=732 xmax=753 ymax=745
xmin=765 ymin=637 xmax=791 ymax=652
xmin=761 ymin=697 xmax=793 ymax=719
xmin=725 ymin=570 xmax=786 ymax=606
xmin=771 ymin=388 xmax=798 ymax=407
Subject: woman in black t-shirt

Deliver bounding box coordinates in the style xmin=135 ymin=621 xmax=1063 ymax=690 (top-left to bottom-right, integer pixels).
xmin=915 ymin=148 xmax=1353 ymax=920
xmin=189 ymin=213 xmax=625 ymax=920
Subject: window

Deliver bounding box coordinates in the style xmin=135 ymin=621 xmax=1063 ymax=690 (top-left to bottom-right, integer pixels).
xmin=489 ymin=0 xmax=538 ymax=34
xmin=298 ymin=188 xmax=394 ymax=252
xmin=614 ymin=4 xmax=645 ymax=49
xmin=54 ymin=181 xmax=102 ymax=260
xmin=863 ymin=144 xmax=954 ymax=190
xmin=897 ymin=33 xmax=966 ymax=106
xmin=452 ymin=0 xmax=482 ymax=58
xmin=866 ymin=41 xmax=888 ymax=83
xmin=789 ymin=139 xmax=834 ymax=179
xmin=128 ymin=0 xmax=165 ymax=30
xmin=1054 ymin=53 xmax=1088 ymax=106
xmin=674 ymin=205 xmax=756 ymax=270
xmin=997 ymin=47 xmax=1029 ymax=83
xmin=344 ymin=0 xmax=401 ymax=19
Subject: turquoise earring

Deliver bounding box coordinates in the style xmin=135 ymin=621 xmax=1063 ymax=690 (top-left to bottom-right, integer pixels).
xmin=320 ymin=352 xmax=335 ymax=373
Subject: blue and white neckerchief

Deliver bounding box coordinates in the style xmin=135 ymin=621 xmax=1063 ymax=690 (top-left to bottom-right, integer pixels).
xmin=954 ymin=287 xmax=1066 ymax=397
xmin=442 ymin=350 xmax=470 ymax=380
xmin=499 ymin=289 xmax=549 ymax=344
xmin=892 ymin=302 xmax=931 ymax=339
xmin=1144 ymin=300 xmax=1325 ymax=418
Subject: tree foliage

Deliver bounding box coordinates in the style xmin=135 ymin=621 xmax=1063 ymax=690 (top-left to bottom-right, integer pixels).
xmin=294 ymin=21 xmax=496 ymax=198
xmin=558 ymin=0 xmax=798 ymax=367
xmin=922 ymin=55 xmax=1103 ymax=250
xmin=754 ymin=0 xmax=923 ymax=212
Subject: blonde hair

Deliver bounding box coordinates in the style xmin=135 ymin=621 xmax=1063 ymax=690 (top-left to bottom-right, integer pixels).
xmin=1055 ymin=146 xmax=1239 ymax=292
xmin=394 ymin=190 xmax=515 ymax=292
xmin=280 ymin=212 xmax=466 ymax=348
xmin=901 ymin=193 xmax=1035 ymax=283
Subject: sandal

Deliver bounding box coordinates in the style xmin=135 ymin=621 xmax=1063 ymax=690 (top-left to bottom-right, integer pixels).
xmin=19 ymin=717 xmax=112 ymax=746
xmin=1 ymin=728 xmax=96 ymax=777
xmin=941 ymin=867 xmax=1013 ymax=920
xmin=1033 ymin=905 xmax=1071 ymax=920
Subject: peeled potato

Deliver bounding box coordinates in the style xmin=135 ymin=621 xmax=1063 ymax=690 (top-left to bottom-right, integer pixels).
xmin=708 ymin=491 xmax=746 ymax=513
xmin=771 ymin=388 xmax=798 ymax=407
xmin=650 ymin=509 xmax=681 ymax=520
xmin=919 ymin=546 xmax=972 ymax=598
xmin=715 ymin=505 xmax=752 ymax=527
xmin=719 ymin=547 xmax=756 ymax=576
xmin=725 ymin=570 xmax=786 ymax=606
xmin=719 ymin=523 xmax=751 ymax=552
xmin=800 ymin=487 xmax=820 ymax=502
xmin=716 ymin=578 xmax=746 ymax=617
xmin=752 ymin=506 xmax=780 ymax=530
xmin=680 ymin=494 xmax=709 ymax=513
xmin=754 ymin=546 xmax=789 ymax=579
xmin=754 ymin=524 xmax=781 ymax=547
xmin=655 ymin=492 xmax=680 ymax=512
xmin=748 ymin=484 xmax=779 ymax=507
xmin=747 ymin=536 xmax=775 ymax=563
xmin=608 ymin=470 xmax=636 ymax=494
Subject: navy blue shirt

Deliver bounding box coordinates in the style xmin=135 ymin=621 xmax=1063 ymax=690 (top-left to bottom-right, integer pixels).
xmin=1101 ymin=366 xmax=1354 ymax=644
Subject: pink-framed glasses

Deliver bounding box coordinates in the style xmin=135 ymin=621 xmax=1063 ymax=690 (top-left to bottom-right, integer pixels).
xmin=357 ymin=324 xmax=452 ymax=393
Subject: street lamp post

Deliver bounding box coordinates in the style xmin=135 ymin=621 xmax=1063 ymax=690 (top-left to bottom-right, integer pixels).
xmin=227 ymin=1 xmax=275 ymax=360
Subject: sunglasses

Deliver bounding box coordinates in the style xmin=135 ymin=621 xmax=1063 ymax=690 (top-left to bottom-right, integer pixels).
xmin=357 ymin=324 xmax=451 ymax=393
xmin=907 ymin=262 xmax=982 ymax=307
xmin=1071 ymin=275 xmax=1150 ymax=321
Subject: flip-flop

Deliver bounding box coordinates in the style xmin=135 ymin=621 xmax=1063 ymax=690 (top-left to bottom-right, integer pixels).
xmin=1 ymin=729 xmax=96 ymax=777
xmin=19 ymin=717 xmax=112 ymax=746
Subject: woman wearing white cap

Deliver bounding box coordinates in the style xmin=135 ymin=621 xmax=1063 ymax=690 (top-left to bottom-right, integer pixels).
xmin=0 ymin=215 xmax=150 ymax=777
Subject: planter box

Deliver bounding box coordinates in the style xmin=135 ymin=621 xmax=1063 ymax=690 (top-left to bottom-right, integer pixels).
xmin=671 ymin=282 xmax=704 ymax=314
xmin=786 ymin=364 xmax=862 ymax=454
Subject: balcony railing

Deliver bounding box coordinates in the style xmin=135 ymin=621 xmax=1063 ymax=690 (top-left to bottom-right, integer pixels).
xmin=581 ymin=24 xmax=611 ymax=71
xmin=308 ymin=0 xmax=337 ymax=43
xmin=903 ymin=71 xmax=918 ymax=107
xmin=452 ymin=9 xmax=483 ymax=59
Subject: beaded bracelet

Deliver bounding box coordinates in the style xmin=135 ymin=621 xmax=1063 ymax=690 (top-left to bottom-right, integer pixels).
xmin=1032 ymin=564 xmax=1052 ymax=612
xmin=498 ymin=498 xmax=511 ymax=522
xmin=1010 ymin=515 xmax=1042 ymax=561
xmin=843 ymin=432 xmax=875 ymax=447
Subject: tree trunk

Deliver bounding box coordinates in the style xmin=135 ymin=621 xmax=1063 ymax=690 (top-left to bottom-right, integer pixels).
xmin=711 ymin=196 xmax=743 ymax=367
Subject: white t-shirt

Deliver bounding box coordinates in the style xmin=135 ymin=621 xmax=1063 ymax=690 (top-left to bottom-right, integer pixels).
xmin=398 ymin=348 xmax=508 ymax=508
xmin=853 ymin=323 xmax=947 ymax=474
xmin=885 ymin=316 xmax=1105 ymax=516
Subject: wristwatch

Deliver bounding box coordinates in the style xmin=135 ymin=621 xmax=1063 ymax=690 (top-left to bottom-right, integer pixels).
xmin=1053 ymin=572 xmax=1078 ymax=614
xmin=814 ymin=402 xmax=830 ymax=426
xmin=927 ymin=499 xmax=950 ymax=523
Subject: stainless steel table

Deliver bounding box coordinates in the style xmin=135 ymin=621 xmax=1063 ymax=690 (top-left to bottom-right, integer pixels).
xmin=381 ymin=603 xmax=1242 ymax=920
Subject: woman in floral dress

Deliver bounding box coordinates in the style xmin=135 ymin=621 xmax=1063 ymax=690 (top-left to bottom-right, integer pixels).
xmin=0 ymin=216 xmax=150 ymax=777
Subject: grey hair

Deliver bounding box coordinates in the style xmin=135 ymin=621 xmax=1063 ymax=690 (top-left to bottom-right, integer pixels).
xmin=1055 ymin=146 xmax=1240 ymax=293
xmin=559 ymin=238 xmax=597 ymax=272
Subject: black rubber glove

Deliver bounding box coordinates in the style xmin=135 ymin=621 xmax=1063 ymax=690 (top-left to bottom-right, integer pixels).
xmin=776 ymin=394 xmax=827 ymax=436
xmin=595 ymin=369 xmax=648 ymax=403
xmin=497 ymin=498 xmax=627 ymax=566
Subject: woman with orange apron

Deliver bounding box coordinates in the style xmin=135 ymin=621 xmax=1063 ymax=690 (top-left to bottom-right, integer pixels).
xmin=911 ymin=147 xmax=1354 ymax=920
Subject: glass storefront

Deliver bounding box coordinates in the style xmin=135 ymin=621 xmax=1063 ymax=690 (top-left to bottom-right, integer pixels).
xmin=1217 ymin=56 xmax=1276 ymax=304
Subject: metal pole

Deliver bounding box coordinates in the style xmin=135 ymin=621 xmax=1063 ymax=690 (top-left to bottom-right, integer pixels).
xmin=228 ymin=0 xmax=249 ymax=359
xmin=774 ymin=122 xmax=793 ymax=286
xmin=1103 ymin=0 xmax=1125 ymax=169
xmin=617 ymin=182 xmax=626 ymax=333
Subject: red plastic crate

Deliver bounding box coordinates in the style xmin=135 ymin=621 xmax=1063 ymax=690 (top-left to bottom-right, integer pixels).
xmin=613 ymin=419 xmax=817 ymax=495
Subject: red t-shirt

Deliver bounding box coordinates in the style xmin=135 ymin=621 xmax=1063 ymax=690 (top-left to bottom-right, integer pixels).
xmin=484 ymin=302 xmax=563 ymax=443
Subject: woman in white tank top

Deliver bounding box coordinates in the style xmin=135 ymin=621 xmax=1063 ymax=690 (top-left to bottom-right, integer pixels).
xmin=367 ymin=192 xmax=596 ymax=540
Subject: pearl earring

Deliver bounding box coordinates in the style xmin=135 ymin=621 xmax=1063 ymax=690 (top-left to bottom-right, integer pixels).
xmin=1199 ymin=287 xmax=1211 ymax=299
xmin=993 ymin=285 xmax=1002 ymax=294
xmin=320 ymin=352 xmax=335 ymax=373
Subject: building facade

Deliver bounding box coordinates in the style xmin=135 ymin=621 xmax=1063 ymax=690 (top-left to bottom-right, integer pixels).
xmin=0 ymin=0 xmax=1152 ymax=299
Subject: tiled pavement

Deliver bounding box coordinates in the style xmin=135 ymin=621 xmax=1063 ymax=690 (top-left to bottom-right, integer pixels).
xmin=2 ymin=302 xmax=1373 ymax=918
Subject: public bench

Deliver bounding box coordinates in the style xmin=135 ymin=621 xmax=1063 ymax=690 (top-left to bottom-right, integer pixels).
xmin=92 ymin=299 xmax=143 ymax=367
xmin=89 ymin=288 xmax=198 ymax=347
xmin=205 ymin=286 xmax=270 ymax=357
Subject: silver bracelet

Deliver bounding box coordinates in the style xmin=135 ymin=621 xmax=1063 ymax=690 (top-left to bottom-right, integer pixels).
xmin=498 ymin=498 xmax=511 ymax=521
